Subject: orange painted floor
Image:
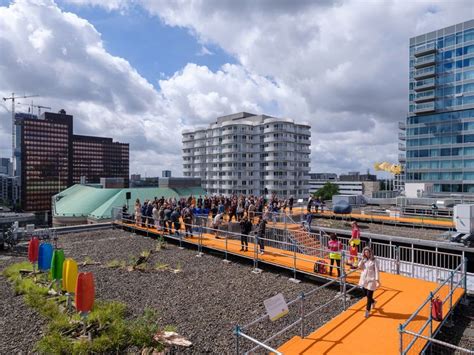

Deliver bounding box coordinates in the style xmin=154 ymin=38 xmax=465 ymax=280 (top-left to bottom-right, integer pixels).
xmin=121 ymin=221 xmax=359 ymax=283
xmin=290 ymin=207 xmax=454 ymax=228
xmin=278 ymin=274 xmax=464 ymax=355
xmin=119 ymin=222 xmax=464 ymax=355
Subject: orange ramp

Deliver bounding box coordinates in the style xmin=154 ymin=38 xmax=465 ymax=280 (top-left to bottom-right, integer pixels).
xmin=278 ymin=273 xmax=464 ymax=355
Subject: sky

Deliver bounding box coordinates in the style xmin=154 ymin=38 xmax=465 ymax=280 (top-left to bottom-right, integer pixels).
xmin=0 ymin=0 xmax=473 ymax=177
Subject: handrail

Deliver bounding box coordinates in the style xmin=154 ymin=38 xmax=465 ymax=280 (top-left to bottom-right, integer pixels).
xmin=399 ymin=257 xmax=467 ymax=354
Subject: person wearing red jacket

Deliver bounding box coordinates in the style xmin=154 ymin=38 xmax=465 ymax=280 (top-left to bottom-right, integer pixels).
xmin=328 ymin=234 xmax=343 ymax=277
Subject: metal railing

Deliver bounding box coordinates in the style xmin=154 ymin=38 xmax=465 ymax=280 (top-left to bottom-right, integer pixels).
xmin=113 ymin=211 xmax=471 ymax=353
xmin=234 ymin=267 xmax=360 ymax=354
xmin=399 ymin=259 xmax=468 ymax=355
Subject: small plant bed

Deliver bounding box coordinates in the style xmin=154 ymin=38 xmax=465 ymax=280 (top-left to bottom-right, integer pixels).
xmin=3 ymin=262 xmax=183 ymax=354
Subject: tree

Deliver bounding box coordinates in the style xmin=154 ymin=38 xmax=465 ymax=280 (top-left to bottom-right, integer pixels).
xmin=313 ymin=182 xmax=339 ymax=201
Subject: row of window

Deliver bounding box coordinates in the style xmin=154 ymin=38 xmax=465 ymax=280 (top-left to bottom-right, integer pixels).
xmin=408 ymin=108 xmax=474 ymax=124
xmin=407 ymin=147 xmax=474 ymax=157
xmin=407 ymin=134 xmax=474 ymax=146
xmin=407 ymin=159 xmax=474 ymax=169
xmin=410 ymin=29 xmax=474 ymax=53
xmin=406 ymin=172 xmax=474 ymax=181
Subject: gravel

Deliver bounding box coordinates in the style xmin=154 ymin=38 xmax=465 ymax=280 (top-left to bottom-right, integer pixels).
xmin=0 ymin=251 xmax=47 ymax=353
xmin=0 ymin=229 xmax=353 ymax=354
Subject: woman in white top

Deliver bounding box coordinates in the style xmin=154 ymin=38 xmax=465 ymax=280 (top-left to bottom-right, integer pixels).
xmin=358 ymin=247 xmax=380 ymax=318
xmin=134 ymin=198 xmax=141 ymax=225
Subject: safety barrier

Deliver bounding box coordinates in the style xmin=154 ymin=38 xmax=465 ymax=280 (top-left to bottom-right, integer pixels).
xmin=398 ymin=259 xmax=469 ymax=355
xmin=233 ymin=268 xmax=360 ymax=354
xmin=113 ymin=209 xmax=470 ymax=288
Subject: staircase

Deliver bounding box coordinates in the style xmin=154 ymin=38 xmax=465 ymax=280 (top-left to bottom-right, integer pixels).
xmin=286 ymin=224 xmax=322 ymax=257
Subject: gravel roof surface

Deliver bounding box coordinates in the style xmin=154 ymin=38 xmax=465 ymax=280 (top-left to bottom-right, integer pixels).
xmin=0 ymin=250 xmax=47 ymax=354
xmin=1 ymin=229 xmax=354 ymax=354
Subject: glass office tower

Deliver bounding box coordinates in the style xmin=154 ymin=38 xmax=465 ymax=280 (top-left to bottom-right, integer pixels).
xmin=403 ymin=20 xmax=474 ymax=194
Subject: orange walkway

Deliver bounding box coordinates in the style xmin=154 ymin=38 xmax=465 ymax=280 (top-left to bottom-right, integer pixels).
xmin=290 ymin=207 xmax=454 ymax=228
xmin=119 ymin=222 xmax=464 ymax=355
xmin=278 ymin=274 xmax=463 ymax=355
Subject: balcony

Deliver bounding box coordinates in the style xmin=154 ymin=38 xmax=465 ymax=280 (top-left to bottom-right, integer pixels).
xmin=222 ymin=166 xmax=234 ymax=172
xmin=414 ymin=91 xmax=435 ymax=103
xmin=398 ymin=154 xmax=406 ymax=163
xmin=398 ymin=132 xmax=406 ymax=140
xmin=414 ymin=78 xmax=435 ymax=92
xmin=222 ymin=147 xmax=234 ymax=154
xmin=263 ymin=136 xmax=277 ymax=143
xmin=398 ymin=121 xmax=406 ymax=130
xmin=221 ymin=156 xmax=234 ymax=163
xmin=183 ymin=151 xmax=193 ymax=157
xmin=414 ymin=42 xmax=437 ymax=57
xmin=413 ymin=66 xmax=435 ymax=80
xmin=398 ymin=143 xmax=406 ymax=151
xmin=221 ymin=138 xmax=234 ymax=145
xmin=414 ymin=54 xmax=436 ymax=69
xmin=414 ymin=101 xmax=436 ymax=114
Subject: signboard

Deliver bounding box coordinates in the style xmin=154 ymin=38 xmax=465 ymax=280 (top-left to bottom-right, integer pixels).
xmin=264 ymin=293 xmax=289 ymax=321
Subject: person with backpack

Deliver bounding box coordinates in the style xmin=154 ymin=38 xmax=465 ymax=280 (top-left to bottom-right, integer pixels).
xmin=239 ymin=216 xmax=252 ymax=252
xmin=328 ymin=234 xmax=343 ymax=277
xmin=358 ymin=247 xmax=380 ymax=318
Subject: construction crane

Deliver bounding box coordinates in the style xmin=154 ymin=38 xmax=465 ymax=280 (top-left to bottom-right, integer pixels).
xmin=16 ymin=101 xmax=52 ymax=116
xmin=2 ymin=93 xmax=39 ymax=174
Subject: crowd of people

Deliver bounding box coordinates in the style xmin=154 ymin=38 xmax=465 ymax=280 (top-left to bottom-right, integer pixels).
xmin=125 ymin=193 xmax=380 ymax=318
xmin=126 ymin=194 xmax=292 ymax=254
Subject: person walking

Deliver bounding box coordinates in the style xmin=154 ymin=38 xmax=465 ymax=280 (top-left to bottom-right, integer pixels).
xmin=358 ymin=247 xmax=380 ymax=318
xmin=239 ymin=216 xmax=252 ymax=251
xmin=349 ymin=221 xmax=361 ymax=268
xmin=256 ymin=217 xmax=266 ymax=254
xmin=328 ymin=234 xmax=343 ymax=277
xmin=134 ymin=199 xmax=141 ymax=225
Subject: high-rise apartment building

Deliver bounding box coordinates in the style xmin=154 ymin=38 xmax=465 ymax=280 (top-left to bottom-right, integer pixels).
xmin=16 ymin=111 xmax=73 ymax=211
xmin=403 ymin=20 xmax=474 ymax=194
xmin=15 ymin=110 xmax=129 ymax=212
xmin=73 ymin=135 xmax=129 ymax=186
xmin=182 ymin=112 xmax=311 ymax=198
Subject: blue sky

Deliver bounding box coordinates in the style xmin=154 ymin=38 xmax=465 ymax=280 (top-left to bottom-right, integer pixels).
xmin=57 ymin=1 xmax=236 ymax=87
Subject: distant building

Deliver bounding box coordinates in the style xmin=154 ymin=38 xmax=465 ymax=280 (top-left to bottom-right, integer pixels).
xmin=339 ymin=171 xmax=377 ymax=182
xmin=159 ymin=177 xmax=201 ymax=189
xmin=130 ymin=176 xmax=159 ymax=188
xmin=100 ymin=177 xmax=126 ymax=189
xmin=73 ymin=135 xmax=129 ymax=186
xmin=0 ymin=175 xmax=20 ymax=207
xmin=162 ymin=170 xmax=172 ymax=178
xmin=183 ymin=112 xmax=311 ymax=198
xmin=0 ymin=158 xmax=12 ymax=176
xmin=309 ymin=171 xmax=380 ymax=198
xmin=15 ymin=110 xmax=129 ymax=212
xmin=130 ymin=174 xmax=141 ymax=181
xmin=403 ymin=20 xmax=474 ymax=195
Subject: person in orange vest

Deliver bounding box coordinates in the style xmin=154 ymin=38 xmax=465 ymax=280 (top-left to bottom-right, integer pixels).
xmin=348 ymin=221 xmax=361 ymax=268
xmin=328 ymin=234 xmax=343 ymax=277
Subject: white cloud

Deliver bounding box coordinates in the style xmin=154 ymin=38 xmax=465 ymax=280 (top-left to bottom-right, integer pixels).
xmin=0 ymin=0 xmax=300 ymax=176
xmin=4 ymin=0 xmax=474 ymax=177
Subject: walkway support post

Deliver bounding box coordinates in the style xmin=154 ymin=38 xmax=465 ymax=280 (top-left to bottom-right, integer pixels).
xmin=396 ymin=246 xmax=400 ymax=275
xmin=300 ymin=292 xmax=305 ymax=338
xmin=429 ymin=291 xmax=434 ymax=338
xmin=234 ymin=325 xmax=240 ymax=355
xmin=463 ymin=257 xmax=468 ymax=304
xmin=399 ymin=324 xmax=404 ymax=354
xmin=341 ymin=251 xmax=347 ymax=310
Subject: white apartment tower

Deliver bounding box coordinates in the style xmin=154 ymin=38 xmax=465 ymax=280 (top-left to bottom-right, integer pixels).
xmin=182 ymin=112 xmax=311 ymax=198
